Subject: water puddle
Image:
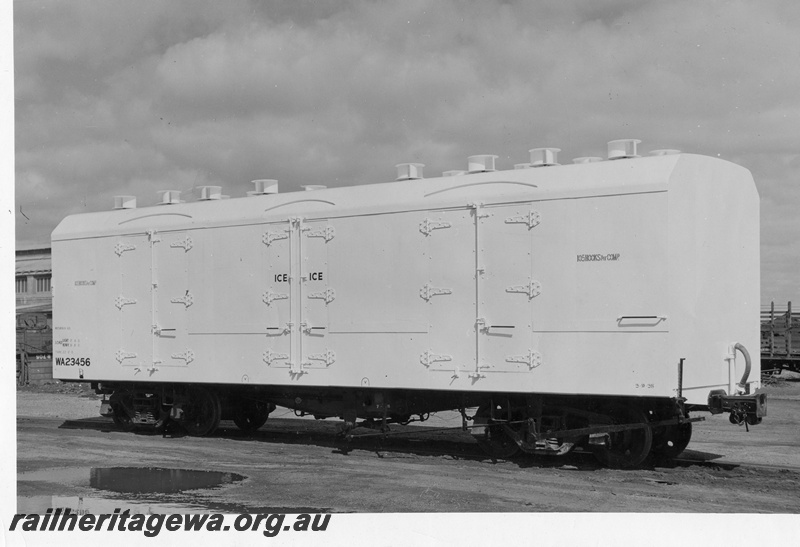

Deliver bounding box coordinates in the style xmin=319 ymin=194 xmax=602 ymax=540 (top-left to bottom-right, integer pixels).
xmin=19 ymin=467 xmax=246 ymax=514
xmin=90 ymin=467 xmax=243 ymax=494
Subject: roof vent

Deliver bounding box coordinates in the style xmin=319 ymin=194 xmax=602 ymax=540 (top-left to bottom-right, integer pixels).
xmin=113 ymin=195 xmax=137 ymax=210
xmin=248 ymin=179 xmax=279 ymax=196
xmin=395 ymin=163 xmax=425 ymax=181
xmin=467 ymin=155 xmax=498 ymax=173
xmin=607 ymin=139 xmax=641 ymax=160
xmin=157 ymin=190 xmax=182 ymax=205
xmin=443 ymin=170 xmax=466 ymax=177
xmin=197 ymin=186 xmax=223 ymax=201
xmin=302 ymin=185 xmax=327 ymax=191
xmin=572 ymin=156 xmax=603 ymax=164
xmin=529 ymin=148 xmax=561 ymax=167
xmin=650 ymin=149 xmax=681 ymax=156
xmin=514 ymin=163 xmax=533 ymax=170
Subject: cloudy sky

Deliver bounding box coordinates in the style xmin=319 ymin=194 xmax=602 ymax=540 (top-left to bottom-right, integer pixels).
xmin=12 ymin=0 xmax=800 ymax=304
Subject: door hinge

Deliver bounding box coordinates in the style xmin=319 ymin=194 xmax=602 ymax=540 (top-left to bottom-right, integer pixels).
xmin=304 ymin=225 xmax=336 ymax=242
xmin=170 ymin=236 xmax=193 ymax=252
xmin=420 ymin=350 xmax=453 ymax=368
xmin=304 ymin=350 xmax=336 ymax=367
xmin=171 ymin=350 xmax=195 ymax=365
xmin=115 ymin=350 xmax=137 ymax=364
xmin=419 ymin=283 xmax=453 ymax=302
xmin=114 ymin=295 xmax=137 ymax=310
xmin=263 ymin=290 xmax=289 ymax=306
xmin=308 ymin=288 xmax=336 ymax=304
xmin=170 ymin=291 xmax=194 ymax=308
xmin=263 ymin=230 xmax=289 ymax=246
xmin=505 ymin=349 xmax=542 ymax=369
xmin=263 ymin=349 xmax=290 ymax=366
xmin=505 ymin=209 xmax=541 ymax=229
xmin=419 ymin=218 xmax=452 ymax=236
xmin=506 ymin=278 xmax=542 ymax=299
xmin=114 ymin=242 xmax=136 ymax=256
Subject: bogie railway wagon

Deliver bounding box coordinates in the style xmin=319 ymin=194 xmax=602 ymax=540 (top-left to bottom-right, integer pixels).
xmin=52 ymin=139 xmax=766 ymax=468
xmin=761 ymin=301 xmax=800 ymax=373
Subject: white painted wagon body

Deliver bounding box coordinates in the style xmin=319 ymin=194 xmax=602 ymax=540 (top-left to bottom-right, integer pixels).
xmin=52 ymin=151 xmax=760 ymax=405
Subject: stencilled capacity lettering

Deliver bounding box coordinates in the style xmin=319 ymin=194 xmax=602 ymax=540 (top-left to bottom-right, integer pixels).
xmin=577 ymin=253 xmax=620 ymax=262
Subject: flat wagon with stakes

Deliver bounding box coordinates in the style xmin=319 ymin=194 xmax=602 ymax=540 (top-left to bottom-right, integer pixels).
xmin=761 ymin=301 xmax=800 ymax=374
xmin=51 ymin=138 xmax=766 ymax=468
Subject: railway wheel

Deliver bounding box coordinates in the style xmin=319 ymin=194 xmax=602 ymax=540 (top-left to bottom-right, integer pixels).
xmin=473 ymin=403 xmax=521 ymax=460
xmin=232 ymin=400 xmax=271 ymax=433
xmin=182 ymin=387 xmax=221 ymax=437
xmin=109 ymin=390 xmax=136 ymax=432
xmin=592 ymin=406 xmax=653 ymax=469
xmin=651 ymin=421 xmax=692 ymax=460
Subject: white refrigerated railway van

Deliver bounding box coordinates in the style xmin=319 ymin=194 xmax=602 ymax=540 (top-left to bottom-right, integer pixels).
xmin=51 ymin=140 xmax=766 ymax=468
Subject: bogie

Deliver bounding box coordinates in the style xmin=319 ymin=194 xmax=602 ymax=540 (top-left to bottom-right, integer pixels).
xmin=651 ymin=421 xmax=693 ymax=460
xmin=589 ymin=406 xmax=653 ymax=469
xmin=181 ymin=387 xmax=222 ymax=437
xmin=232 ymin=399 xmax=274 ymax=433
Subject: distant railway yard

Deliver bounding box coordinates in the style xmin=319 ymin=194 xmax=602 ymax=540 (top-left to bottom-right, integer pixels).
xmin=17 ymin=372 xmax=800 ymax=514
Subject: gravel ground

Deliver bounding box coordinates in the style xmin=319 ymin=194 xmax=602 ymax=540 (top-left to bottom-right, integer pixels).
xmin=13 ymin=373 xmax=800 ymax=547
xmin=16 ymin=381 xmax=101 ymax=419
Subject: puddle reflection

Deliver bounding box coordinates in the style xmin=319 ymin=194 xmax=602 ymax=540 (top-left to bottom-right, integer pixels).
xmin=19 ymin=467 xmax=246 ymax=514
xmin=90 ymin=467 xmax=244 ymax=494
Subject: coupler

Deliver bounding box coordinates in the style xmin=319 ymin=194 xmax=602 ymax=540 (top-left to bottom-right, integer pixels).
xmin=707 ymin=389 xmax=767 ymax=427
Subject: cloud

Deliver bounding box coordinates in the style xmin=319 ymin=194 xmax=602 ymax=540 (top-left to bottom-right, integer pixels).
xmin=14 ymin=0 xmax=800 ymax=301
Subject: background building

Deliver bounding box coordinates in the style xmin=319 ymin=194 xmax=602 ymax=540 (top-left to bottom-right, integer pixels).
xmin=16 ymin=246 xmax=53 ymax=383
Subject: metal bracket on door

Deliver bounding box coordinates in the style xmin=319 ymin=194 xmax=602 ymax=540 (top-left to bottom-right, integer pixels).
xmin=468 ymin=202 xmax=490 ymax=218
xmin=304 ymin=350 xmax=336 ymax=367
xmin=115 ymin=295 xmax=137 ymax=310
xmin=468 ymin=369 xmax=487 ymax=380
xmin=170 ymin=350 xmax=194 ymax=365
xmin=419 ymin=283 xmax=453 ymax=302
xmin=114 ymin=242 xmax=136 ymax=256
xmin=506 ymin=278 xmax=542 ymax=299
xmin=505 ymin=209 xmax=541 ymax=229
xmin=263 ymin=349 xmax=290 ymax=366
xmin=304 ymin=225 xmax=335 ymax=242
xmin=170 ymin=291 xmax=194 ymax=308
xmin=420 ymin=350 xmax=453 ymax=368
xmin=419 ymin=218 xmax=452 ymax=236
xmin=116 ymin=350 xmax=137 ymax=364
xmin=308 ymin=288 xmax=336 ymax=304
xmin=266 ymin=323 xmax=291 ymax=336
xmin=152 ymin=325 xmax=176 ymax=336
xmin=169 ymin=236 xmax=193 ymax=252
xmin=263 ymin=290 xmax=289 ymax=306
xmin=263 ymin=230 xmax=289 ymax=246
xmin=505 ymin=349 xmax=542 ymax=369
